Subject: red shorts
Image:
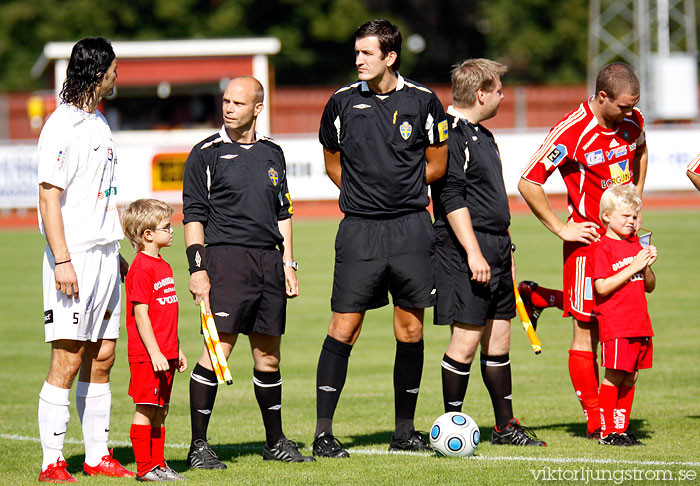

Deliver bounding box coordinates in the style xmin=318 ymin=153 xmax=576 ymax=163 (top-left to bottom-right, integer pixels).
xmin=601 ymin=337 xmax=653 ymax=373
xmin=128 ymin=360 xmax=177 ymax=407
xmin=563 ymin=241 xmax=596 ymax=323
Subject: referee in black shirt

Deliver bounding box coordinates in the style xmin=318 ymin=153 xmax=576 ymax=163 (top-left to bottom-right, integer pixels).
xmin=183 ymin=76 xmax=314 ymax=466
xmin=431 ymin=59 xmax=545 ymax=447
xmin=313 ymin=18 xmax=448 ymax=457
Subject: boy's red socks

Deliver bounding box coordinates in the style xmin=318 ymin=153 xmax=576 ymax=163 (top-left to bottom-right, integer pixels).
xmin=616 ymin=385 xmax=635 ymax=433
xmin=151 ymin=426 xmax=166 ymax=468
xmin=568 ymin=349 xmax=601 ymax=434
xmin=130 ymin=423 xmax=154 ymax=477
xmin=598 ymin=383 xmax=618 ymax=437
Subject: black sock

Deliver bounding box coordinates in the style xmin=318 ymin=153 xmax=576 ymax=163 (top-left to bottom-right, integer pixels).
xmin=189 ymin=363 xmax=219 ymax=444
xmin=253 ymin=369 xmax=284 ymax=447
xmin=394 ymin=339 xmax=424 ymax=438
xmin=480 ymin=353 xmax=514 ymax=429
xmin=441 ymin=354 xmax=471 ymax=413
xmin=315 ymin=335 xmax=352 ymax=438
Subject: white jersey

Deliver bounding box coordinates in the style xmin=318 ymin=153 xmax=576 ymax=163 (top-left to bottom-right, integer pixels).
xmin=38 ymin=103 xmax=123 ymax=252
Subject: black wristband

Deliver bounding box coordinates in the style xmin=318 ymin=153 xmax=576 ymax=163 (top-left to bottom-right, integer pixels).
xmin=186 ymin=244 xmax=207 ymax=274
xmin=55 ymin=259 xmax=71 ymax=266
xmin=511 ymin=243 xmax=516 ymax=253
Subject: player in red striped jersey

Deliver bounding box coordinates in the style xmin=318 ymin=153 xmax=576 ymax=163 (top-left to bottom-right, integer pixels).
xmin=518 ymin=63 xmax=648 ymax=439
xmin=687 ymin=154 xmax=700 ymax=191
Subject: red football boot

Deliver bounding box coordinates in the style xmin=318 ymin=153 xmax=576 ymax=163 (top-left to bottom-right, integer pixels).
xmin=39 ymin=459 xmax=77 ymax=483
xmin=518 ymin=280 xmax=544 ymax=330
xmin=82 ymin=449 xmax=135 ymax=477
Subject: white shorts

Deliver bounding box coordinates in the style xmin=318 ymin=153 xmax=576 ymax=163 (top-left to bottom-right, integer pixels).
xmin=43 ymin=242 xmax=122 ymax=343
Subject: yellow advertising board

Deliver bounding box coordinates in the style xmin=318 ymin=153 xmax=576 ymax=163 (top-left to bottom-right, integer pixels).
xmin=152 ymin=153 xmax=188 ymax=191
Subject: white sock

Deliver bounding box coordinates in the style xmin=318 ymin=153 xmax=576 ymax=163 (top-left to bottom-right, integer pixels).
xmin=76 ymin=381 xmax=111 ymax=467
xmin=38 ymin=382 xmax=70 ymax=470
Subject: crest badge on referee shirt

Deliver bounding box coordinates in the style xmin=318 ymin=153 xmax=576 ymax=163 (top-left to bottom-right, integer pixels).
xmin=268 ymin=167 xmax=279 ymax=186
xmin=399 ymin=121 xmax=412 ymax=140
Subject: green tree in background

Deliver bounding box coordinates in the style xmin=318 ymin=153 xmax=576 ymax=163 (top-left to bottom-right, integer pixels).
xmin=0 ymin=0 xmax=591 ymax=91
xmin=479 ymin=0 xmax=588 ymax=83
xmin=367 ymin=0 xmax=488 ymax=84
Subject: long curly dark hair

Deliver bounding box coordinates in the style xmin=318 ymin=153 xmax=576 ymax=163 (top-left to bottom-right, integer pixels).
xmin=60 ymin=37 xmax=115 ymax=109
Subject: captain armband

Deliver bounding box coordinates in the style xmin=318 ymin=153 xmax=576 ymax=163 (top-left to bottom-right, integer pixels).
xmin=186 ymin=244 xmax=207 ymax=274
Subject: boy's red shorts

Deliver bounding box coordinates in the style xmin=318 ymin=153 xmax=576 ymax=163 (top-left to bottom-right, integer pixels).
xmin=128 ymin=359 xmax=177 ymax=407
xmin=601 ymin=337 xmax=653 ymax=373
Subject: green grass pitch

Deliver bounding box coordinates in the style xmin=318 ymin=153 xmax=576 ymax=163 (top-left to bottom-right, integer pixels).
xmin=1 ymin=210 xmax=699 ymax=485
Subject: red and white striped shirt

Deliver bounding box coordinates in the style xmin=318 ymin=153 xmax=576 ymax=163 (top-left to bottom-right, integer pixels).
xmin=521 ymin=99 xmax=645 ymax=233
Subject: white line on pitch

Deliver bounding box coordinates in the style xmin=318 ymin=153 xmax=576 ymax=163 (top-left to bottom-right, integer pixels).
xmin=1 ymin=434 xmax=257 ymax=451
xmin=4 ymin=434 xmax=698 ymax=468
xmin=351 ymin=448 xmax=700 ymax=467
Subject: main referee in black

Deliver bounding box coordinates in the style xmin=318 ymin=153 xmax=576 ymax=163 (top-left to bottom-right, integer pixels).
xmin=313 ymin=18 xmax=449 ymax=457
xmin=431 ymin=59 xmax=545 ymax=446
xmin=182 ymin=76 xmax=314 ymax=466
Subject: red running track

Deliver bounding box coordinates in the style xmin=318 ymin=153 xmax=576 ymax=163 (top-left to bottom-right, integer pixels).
xmin=2 ymin=192 xmax=700 ymax=230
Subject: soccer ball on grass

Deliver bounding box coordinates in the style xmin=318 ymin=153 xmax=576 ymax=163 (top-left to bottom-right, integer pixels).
xmin=429 ymin=412 xmax=480 ymax=457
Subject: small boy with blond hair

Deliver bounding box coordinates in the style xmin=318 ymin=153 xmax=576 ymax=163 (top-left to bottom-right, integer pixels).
xmin=592 ymin=184 xmax=656 ymax=446
xmin=122 ymin=199 xmax=188 ymax=480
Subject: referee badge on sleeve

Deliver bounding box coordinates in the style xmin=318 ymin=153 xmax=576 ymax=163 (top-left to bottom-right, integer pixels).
xmin=438 ymin=119 xmax=449 ymax=142
xmin=268 ymin=167 xmax=279 ymax=186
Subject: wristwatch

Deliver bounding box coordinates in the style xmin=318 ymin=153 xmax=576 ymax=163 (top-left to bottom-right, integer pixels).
xmin=283 ymin=260 xmax=298 ymax=271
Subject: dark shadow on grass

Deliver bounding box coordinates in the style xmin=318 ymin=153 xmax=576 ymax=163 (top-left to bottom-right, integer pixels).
xmin=63 ymin=455 xmax=85 ymax=476
xmin=532 ymin=418 xmax=651 ymax=440
xmin=64 ymin=445 xmax=136 ymax=476
xmin=208 ymin=438 xmax=316 ymax=461
xmin=531 ymin=421 xmax=589 ymax=439
xmin=479 ymin=423 xmax=548 ymax=443
xmin=64 ymin=441 xmax=299 ymax=474
xmin=343 ymin=430 xmax=394 ymax=448
xmin=209 ymin=440 xmax=266 ymax=461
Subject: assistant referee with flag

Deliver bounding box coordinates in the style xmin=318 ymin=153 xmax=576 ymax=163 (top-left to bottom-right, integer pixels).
xmin=183 ymin=76 xmax=313 ymax=467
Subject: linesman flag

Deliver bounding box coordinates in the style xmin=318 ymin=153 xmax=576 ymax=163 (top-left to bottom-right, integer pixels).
xmin=513 ymin=280 xmax=543 ymax=355
xmin=200 ymin=301 xmax=233 ymax=385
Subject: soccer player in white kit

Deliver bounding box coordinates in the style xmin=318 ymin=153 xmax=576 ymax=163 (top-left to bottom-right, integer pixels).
xmin=37 ymin=37 xmax=134 ymax=482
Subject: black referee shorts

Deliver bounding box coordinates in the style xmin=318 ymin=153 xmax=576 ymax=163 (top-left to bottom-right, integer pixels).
xmin=331 ymin=211 xmax=436 ymax=313
xmin=207 ymin=245 xmax=286 ymax=336
xmin=433 ymin=226 xmax=515 ymax=327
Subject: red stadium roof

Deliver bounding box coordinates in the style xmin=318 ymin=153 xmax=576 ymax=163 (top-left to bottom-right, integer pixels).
xmin=31 ymin=38 xmax=281 ymax=80
xmin=31 ymin=38 xmax=281 ymax=134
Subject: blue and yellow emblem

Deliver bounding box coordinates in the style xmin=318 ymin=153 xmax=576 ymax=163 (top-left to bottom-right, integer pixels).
xmin=609 ymin=160 xmax=630 ymax=185
xmin=438 ymin=120 xmax=449 ymax=142
xmin=399 ymin=121 xmax=412 ymax=140
xmin=268 ymin=167 xmax=279 ymax=186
